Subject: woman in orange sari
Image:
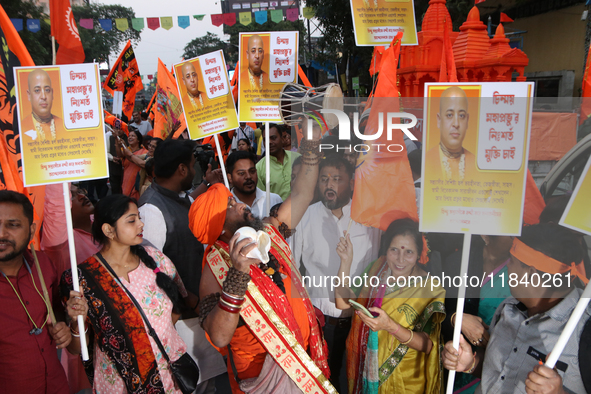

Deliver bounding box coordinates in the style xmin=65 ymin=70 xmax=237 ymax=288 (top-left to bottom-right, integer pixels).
xmin=117 ymin=128 xmax=147 ymax=200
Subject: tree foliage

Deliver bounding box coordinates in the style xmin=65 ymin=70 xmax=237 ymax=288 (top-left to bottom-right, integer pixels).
xmin=72 ymin=4 xmax=140 ymax=64
xmin=304 ymin=0 xmax=472 ymax=94
xmin=3 ymin=0 xmax=52 ymax=65
xmin=183 ymin=32 xmax=231 ymax=61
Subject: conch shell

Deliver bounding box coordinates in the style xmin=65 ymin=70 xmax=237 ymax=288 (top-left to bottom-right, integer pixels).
xmin=235 ymin=227 xmax=271 ymax=264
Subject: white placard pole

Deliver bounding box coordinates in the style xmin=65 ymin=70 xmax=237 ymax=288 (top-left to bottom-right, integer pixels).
xmin=546 ymin=281 xmax=591 ymax=368
xmin=62 ymin=183 xmax=89 ymax=361
xmin=446 ymin=232 xmax=472 ymax=394
xmin=213 ymin=134 xmax=230 ymax=189
xmin=265 ymin=122 xmax=271 ymax=217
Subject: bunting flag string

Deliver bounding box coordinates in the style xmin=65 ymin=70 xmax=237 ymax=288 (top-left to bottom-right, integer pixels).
xmin=9 ymin=8 xmax=298 ymax=33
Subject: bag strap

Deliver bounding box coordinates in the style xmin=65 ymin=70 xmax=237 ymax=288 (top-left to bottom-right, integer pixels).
xmin=95 ymin=252 xmax=172 ymax=365
xmin=227 ymin=344 xmax=242 ymax=384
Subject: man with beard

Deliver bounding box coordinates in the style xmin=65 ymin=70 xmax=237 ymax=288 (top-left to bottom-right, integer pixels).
xmin=293 ymin=155 xmax=381 ymax=392
xmin=0 ymin=191 xmax=71 ymax=394
xmin=138 ymin=139 xmax=227 ymax=394
xmin=131 ymin=109 xmax=153 ymax=136
xmin=256 ymin=124 xmax=300 ymax=200
xmin=189 ymin=118 xmax=335 ymax=394
xmin=226 ymin=151 xmax=282 ymax=219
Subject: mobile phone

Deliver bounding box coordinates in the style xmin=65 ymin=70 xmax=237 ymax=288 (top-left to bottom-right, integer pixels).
xmin=114 ymin=119 xmax=121 ymax=129
xmin=349 ymin=300 xmax=375 ymax=318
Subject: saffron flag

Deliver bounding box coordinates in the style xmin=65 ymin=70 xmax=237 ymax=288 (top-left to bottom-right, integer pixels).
xmin=50 ymin=0 xmax=85 ymax=64
xmin=145 ymin=91 xmax=156 ymax=121
xmin=103 ymin=41 xmax=143 ymax=122
xmin=500 ymin=13 xmax=514 ymax=23
xmin=351 ymin=32 xmax=419 ymax=230
xmin=154 ymin=58 xmax=186 ymax=139
xmin=0 ymin=5 xmax=45 ymax=244
xmin=475 ymin=0 xmax=486 ymax=4
xmin=439 ymin=18 xmax=457 ymax=83
xmin=580 ymin=41 xmax=591 ymax=125
xmin=523 ymin=170 xmax=546 ymax=225
xmin=369 ymin=46 xmax=386 ymax=77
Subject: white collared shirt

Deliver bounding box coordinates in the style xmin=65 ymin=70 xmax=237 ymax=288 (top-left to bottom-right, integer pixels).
xmin=294 ymin=200 xmax=381 ymax=317
xmin=232 ymin=187 xmax=283 ymax=219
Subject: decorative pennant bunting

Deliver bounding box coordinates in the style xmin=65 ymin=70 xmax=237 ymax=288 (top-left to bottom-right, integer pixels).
xmin=99 ymin=18 xmax=112 ymax=31
xmin=193 ymin=14 xmax=205 ymax=21
xmin=239 ymin=12 xmax=252 ymax=25
xmin=211 ymin=14 xmax=223 ymax=27
xmin=26 ymin=19 xmax=40 ymax=33
xmin=160 ymin=16 xmax=173 ymax=30
xmin=286 ymin=8 xmax=298 ymax=21
xmin=79 ymin=18 xmax=94 ymax=29
xmin=254 ymin=10 xmax=267 ymax=24
xmin=270 ymin=9 xmax=283 ymax=23
xmin=10 ymin=18 xmax=23 ymax=32
xmin=223 ymin=13 xmax=236 ymax=26
xmin=131 ymin=18 xmax=144 ymax=31
xmin=115 ymin=18 xmax=128 ymax=31
xmin=303 ymin=7 xmax=315 ymax=19
xmin=178 ymin=15 xmax=190 ymax=29
xmin=147 ymin=17 xmax=160 ymax=30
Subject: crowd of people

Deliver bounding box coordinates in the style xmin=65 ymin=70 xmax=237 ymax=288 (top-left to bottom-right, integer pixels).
xmin=1 ymin=105 xmax=591 ymax=394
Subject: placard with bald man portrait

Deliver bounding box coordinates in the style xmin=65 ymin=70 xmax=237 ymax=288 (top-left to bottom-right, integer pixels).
xmin=238 ymin=31 xmax=298 ymax=122
xmin=420 ymin=82 xmax=534 ymax=235
xmin=174 ymin=50 xmax=239 ymax=139
xmin=14 ymin=64 xmax=108 ymax=187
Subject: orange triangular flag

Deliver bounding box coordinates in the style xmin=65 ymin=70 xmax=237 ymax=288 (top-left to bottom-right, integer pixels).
xmin=154 ymin=58 xmax=186 ymax=139
xmin=351 ymin=32 xmax=418 ymax=230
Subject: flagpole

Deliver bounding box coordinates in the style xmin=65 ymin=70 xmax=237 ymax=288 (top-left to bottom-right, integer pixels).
xmin=265 ymin=122 xmax=270 ymax=217
xmin=446 ymin=232 xmax=472 ymax=394
xmin=546 ymin=281 xmax=591 ymax=368
xmin=51 ymin=36 xmax=56 ymax=66
xmin=213 ymin=133 xmax=230 ymax=189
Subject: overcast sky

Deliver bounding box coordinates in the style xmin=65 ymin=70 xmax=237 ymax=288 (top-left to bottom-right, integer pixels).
xmin=98 ymin=0 xmax=226 ymax=78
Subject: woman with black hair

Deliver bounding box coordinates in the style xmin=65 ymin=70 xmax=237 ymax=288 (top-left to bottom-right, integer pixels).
xmin=336 ymin=218 xmax=446 ymax=393
xmin=61 ymin=194 xmax=189 ymax=393
xmin=117 ymin=128 xmax=148 ymax=200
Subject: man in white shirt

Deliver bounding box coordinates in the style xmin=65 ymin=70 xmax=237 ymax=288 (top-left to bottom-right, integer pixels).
xmin=293 ymin=155 xmax=381 ymax=392
xmin=132 ymin=110 xmax=153 ymax=136
xmin=226 ymin=150 xmax=282 ymax=218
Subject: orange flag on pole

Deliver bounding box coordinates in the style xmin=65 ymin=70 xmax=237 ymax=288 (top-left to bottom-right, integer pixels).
xmin=103 ymin=41 xmax=143 ymax=121
xmin=154 ymin=58 xmax=186 ymax=139
xmin=523 ymin=170 xmax=546 ymax=225
xmin=0 ymin=5 xmax=44 ymax=243
xmin=580 ymin=42 xmax=591 ymax=125
xmin=351 ymin=32 xmax=419 ymax=231
xmin=369 ymin=46 xmax=386 ymax=77
xmin=50 ymin=0 xmax=85 ymax=64
xmin=440 ymin=19 xmax=457 ymax=83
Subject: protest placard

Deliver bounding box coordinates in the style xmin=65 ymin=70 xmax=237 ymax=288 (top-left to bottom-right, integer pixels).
xmin=15 ymin=63 xmax=108 ymax=187
xmin=350 ymin=0 xmax=418 ymax=46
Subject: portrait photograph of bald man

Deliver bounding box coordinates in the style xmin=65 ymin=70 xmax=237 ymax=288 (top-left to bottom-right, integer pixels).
xmin=19 ymin=68 xmax=66 ymax=143
xmin=424 ymin=85 xmax=479 ymax=182
xmin=178 ymin=59 xmax=209 ymax=112
xmin=240 ymin=33 xmax=272 ymax=93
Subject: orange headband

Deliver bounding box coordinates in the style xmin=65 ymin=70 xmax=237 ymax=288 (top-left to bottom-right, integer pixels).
xmin=510 ymin=238 xmax=588 ymax=285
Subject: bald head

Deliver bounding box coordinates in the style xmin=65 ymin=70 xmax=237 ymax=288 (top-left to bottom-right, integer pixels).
xmin=246 ymin=35 xmax=264 ymax=76
xmin=437 ymin=86 xmax=469 ymax=153
xmin=27 ymin=69 xmax=53 ymax=120
xmin=181 ymin=62 xmax=199 ymax=97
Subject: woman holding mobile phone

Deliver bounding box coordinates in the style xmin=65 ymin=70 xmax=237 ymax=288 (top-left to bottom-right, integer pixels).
xmin=335 ymin=218 xmax=445 ymax=394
